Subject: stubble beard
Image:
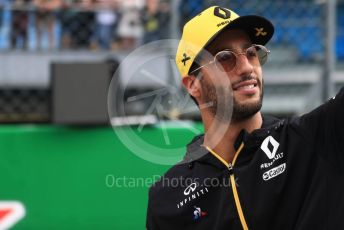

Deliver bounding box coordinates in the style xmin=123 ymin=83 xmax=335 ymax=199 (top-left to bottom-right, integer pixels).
xmin=200 ymin=77 xmax=263 ymax=123
xmin=231 ymin=91 xmax=263 ymax=121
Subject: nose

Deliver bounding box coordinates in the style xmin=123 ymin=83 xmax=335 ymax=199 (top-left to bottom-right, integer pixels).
xmin=234 ymin=54 xmax=254 ymax=77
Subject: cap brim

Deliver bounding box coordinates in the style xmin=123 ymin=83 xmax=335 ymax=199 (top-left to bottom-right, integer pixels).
xmin=205 ymin=15 xmax=274 ymax=50
xmin=228 ymin=15 xmax=274 ymax=45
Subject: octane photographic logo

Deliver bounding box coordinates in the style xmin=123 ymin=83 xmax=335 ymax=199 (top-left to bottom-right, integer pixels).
xmin=108 ymin=39 xmax=233 ymax=165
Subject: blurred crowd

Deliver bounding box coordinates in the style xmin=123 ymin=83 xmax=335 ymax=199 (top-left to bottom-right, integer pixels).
xmin=0 ymin=0 xmax=269 ymax=52
xmin=0 ymin=0 xmax=171 ymax=51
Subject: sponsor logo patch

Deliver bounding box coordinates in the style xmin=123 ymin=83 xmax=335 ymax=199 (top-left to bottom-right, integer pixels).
xmin=261 ymin=136 xmax=280 ymax=159
xmin=177 ymin=183 xmax=209 ymax=209
xmin=260 ymin=152 xmax=284 ymax=169
xmin=262 ymin=163 xmax=286 ymax=181
xmin=184 ymin=182 xmax=197 ymax=195
xmin=193 ymin=206 xmax=207 ymax=220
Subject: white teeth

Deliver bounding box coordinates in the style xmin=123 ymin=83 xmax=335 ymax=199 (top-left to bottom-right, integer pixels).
xmin=237 ymin=84 xmax=254 ymax=90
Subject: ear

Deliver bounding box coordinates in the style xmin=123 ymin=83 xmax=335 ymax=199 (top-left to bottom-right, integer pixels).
xmin=182 ymin=75 xmax=201 ymax=98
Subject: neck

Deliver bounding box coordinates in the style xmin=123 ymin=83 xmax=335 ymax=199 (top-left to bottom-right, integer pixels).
xmin=202 ymin=111 xmax=263 ymax=164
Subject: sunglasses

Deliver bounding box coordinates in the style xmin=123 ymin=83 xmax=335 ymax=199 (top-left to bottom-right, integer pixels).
xmin=190 ymin=44 xmax=270 ymax=74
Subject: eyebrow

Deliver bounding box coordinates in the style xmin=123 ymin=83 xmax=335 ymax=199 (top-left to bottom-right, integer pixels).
xmin=213 ymin=43 xmax=252 ymax=54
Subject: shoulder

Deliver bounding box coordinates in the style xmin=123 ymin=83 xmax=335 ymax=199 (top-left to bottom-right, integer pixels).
xmin=148 ymin=135 xmax=206 ymax=208
xmin=147 ymin=162 xmax=196 ymax=217
xmin=148 ymin=161 xmax=191 ymax=199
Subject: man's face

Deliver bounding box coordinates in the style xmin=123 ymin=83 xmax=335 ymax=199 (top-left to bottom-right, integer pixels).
xmin=197 ymin=29 xmax=264 ymax=121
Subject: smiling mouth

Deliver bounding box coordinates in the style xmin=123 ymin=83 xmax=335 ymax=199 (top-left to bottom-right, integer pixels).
xmin=232 ymin=80 xmax=258 ymax=91
xmin=235 ymin=84 xmax=257 ymax=90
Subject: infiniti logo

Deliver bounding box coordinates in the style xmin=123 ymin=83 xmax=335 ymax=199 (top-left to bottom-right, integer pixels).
xmin=177 ymin=183 xmax=209 ymax=209
xmin=184 ymin=183 xmax=197 ymax=195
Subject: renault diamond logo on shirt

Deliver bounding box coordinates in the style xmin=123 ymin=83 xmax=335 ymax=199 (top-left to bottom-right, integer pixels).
xmin=184 ymin=183 xmax=197 ymax=195
xmin=261 ymin=136 xmax=279 ymax=159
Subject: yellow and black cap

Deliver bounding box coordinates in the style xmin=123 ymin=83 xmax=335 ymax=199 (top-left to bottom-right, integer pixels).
xmin=175 ymin=6 xmax=274 ymax=78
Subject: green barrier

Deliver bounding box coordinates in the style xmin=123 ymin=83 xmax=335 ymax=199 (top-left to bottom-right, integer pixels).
xmin=0 ymin=123 xmax=203 ymax=229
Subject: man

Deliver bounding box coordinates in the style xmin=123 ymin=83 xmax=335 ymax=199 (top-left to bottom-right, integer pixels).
xmin=146 ymin=6 xmax=344 ymax=230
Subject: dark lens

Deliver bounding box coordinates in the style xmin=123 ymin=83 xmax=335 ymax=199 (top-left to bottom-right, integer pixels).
xmin=246 ymin=46 xmax=260 ymax=66
xmin=247 ymin=47 xmax=258 ymax=57
xmin=215 ymin=51 xmax=236 ymax=72
xmin=254 ymin=45 xmax=268 ymax=65
xmin=245 ymin=45 xmax=269 ymax=66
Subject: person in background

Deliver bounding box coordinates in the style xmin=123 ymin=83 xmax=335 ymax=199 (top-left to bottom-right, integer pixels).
xmin=59 ymin=0 xmax=94 ymax=49
xmin=141 ymin=0 xmax=170 ymax=44
xmin=59 ymin=0 xmax=75 ymax=49
xmin=91 ymin=0 xmax=118 ymax=50
xmin=73 ymin=0 xmax=95 ymax=49
xmin=117 ymin=0 xmax=144 ymax=50
xmin=0 ymin=0 xmax=11 ymax=50
xmin=11 ymin=0 xmax=30 ymax=49
xmin=33 ymin=0 xmax=61 ymax=50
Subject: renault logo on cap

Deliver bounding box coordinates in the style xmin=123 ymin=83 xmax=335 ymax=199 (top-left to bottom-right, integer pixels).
xmin=261 ymin=136 xmax=280 ymax=159
xmin=214 ymin=7 xmax=231 ymax=19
